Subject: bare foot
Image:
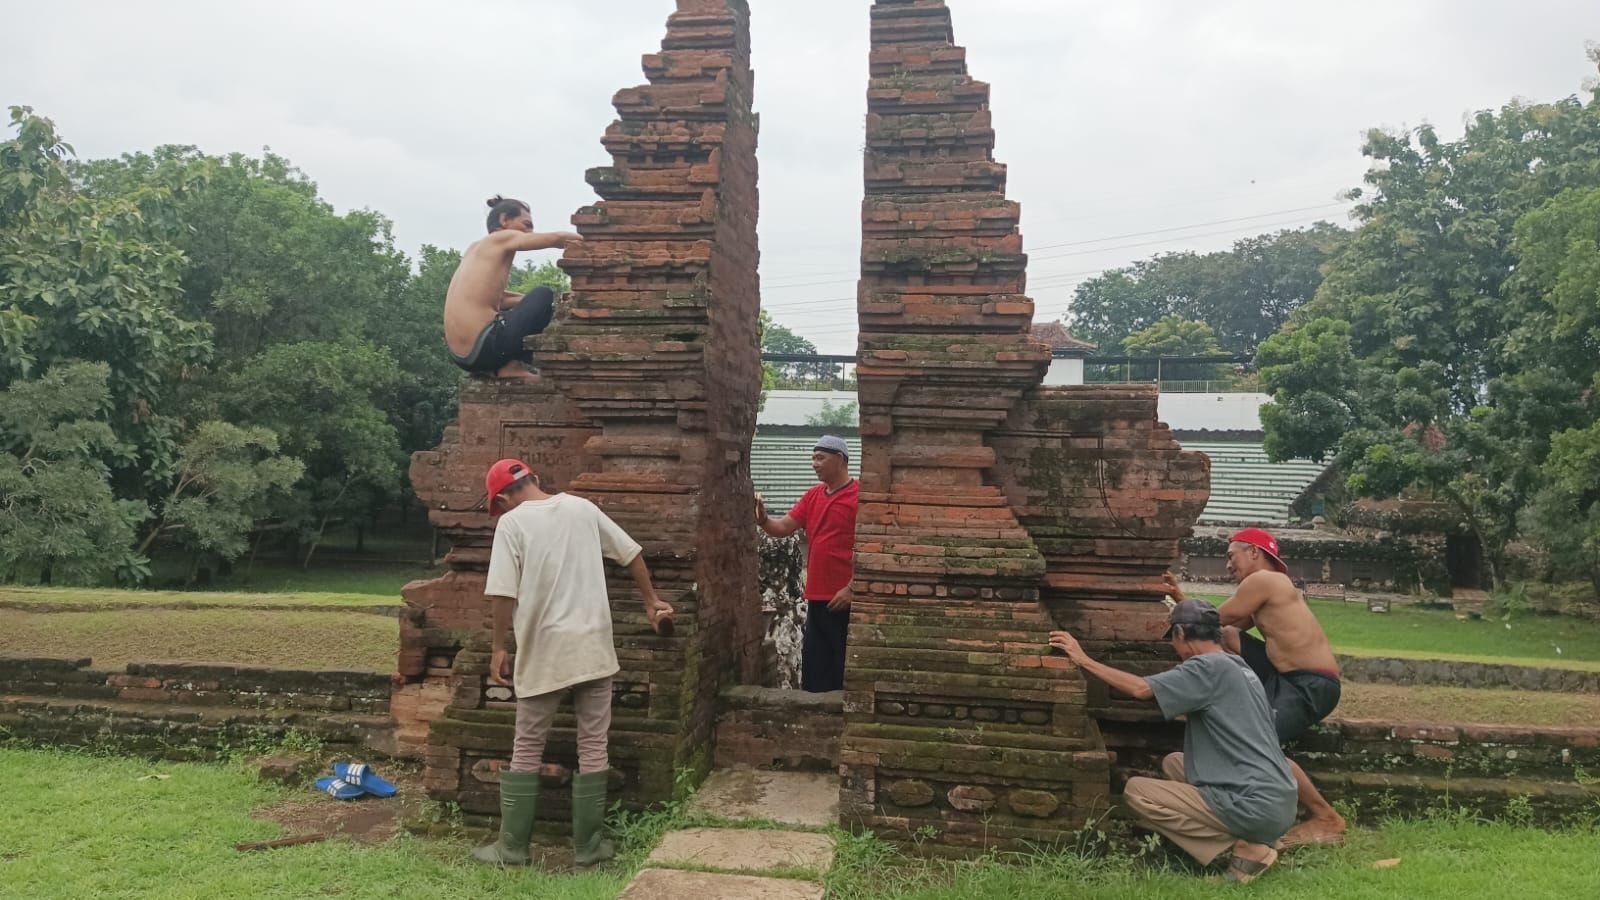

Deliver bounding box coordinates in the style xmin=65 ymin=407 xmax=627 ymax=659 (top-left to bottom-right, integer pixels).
xmin=1226 ymin=840 xmax=1278 ymax=884
xmin=1281 ymin=816 xmax=1346 ymax=849
xmin=493 ymin=362 xmax=538 ymax=381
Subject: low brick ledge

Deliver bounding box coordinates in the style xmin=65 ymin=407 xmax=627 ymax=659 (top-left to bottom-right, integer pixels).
xmin=0 ymin=655 xmax=391 ymax=713
xmin=0 ymin=692 xmax=394 ymax=758
xmin=1336 ymin=654 xmax=1600 ymax=693
xmin=713 ymin=686 xmax=844 ymax=772
xmin=720 ymin=685 xmax=844 ymax=713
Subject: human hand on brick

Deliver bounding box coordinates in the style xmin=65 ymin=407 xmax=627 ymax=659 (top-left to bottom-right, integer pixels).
xmin=1162 ymin=571 xmax=1186 ymax=603
xmin=754 ymin=493 xmax=767 ymax=525
xmin=646 ymin=595 xmax=675 ymax=636
xmin=827 ymin=585 xmax=852 ymax=612
xmin=489 ymin=648 xmax=514 ymax=687
xmin=1047 ymin=630 xmax=1087 ymax=663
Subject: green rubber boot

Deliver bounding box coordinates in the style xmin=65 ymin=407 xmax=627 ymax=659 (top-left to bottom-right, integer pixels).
xmin=571 ymin=770 xmax=616 ymax=867
xmin=472 ymin=770 xmax=540 ymax=866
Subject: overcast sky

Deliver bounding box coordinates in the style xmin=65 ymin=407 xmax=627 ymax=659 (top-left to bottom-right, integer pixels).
xmin=7 ymin=0 xmax=1598 ymax=352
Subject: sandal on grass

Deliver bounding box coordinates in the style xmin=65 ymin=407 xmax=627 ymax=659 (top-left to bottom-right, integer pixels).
xmin=1226 ymin=847 xmax=1278 ymax=884
xmin=315 ymin=776 xmax=364 ymax=800
xmin=333 ymin=761 xmax=398 ymax=798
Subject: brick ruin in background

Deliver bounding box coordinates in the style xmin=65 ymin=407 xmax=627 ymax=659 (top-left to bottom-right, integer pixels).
xmin=841 ymin=0 xmax=1209 ymax=853
xmin=400 ymin=0 xmax=762 ymax=827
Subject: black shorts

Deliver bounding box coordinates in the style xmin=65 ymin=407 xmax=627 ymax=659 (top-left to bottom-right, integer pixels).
xmin=1238 ymin=631 xmax=1341 ymax=743
xmin=450 ymin=286 xmax=555 ymax=374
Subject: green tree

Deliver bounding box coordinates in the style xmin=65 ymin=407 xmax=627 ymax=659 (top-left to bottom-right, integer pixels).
xmin=1121 ymin=315 xmax=1224 ymax=356
xmin=509 ymin=259 xmax=571 ymax=295
xmin=136 ymin=421 xmax=304 ymax=568
xmin=0 ymin=108 xmax=212 ymax=499
xmin=805 ymin=400 xmax=858 ymax=428
xmin=74 ymin=146 xmax=411 ymax=358
xmin=223 ymin=342 xmax=403 ymax=566
xmin=1260 ymin=60 xmax=1600 ymax=586
xmin=1069 ymin=223 xmax=1347 ymax=353
xmin=0 ymin=362 xmax=148 ymax=585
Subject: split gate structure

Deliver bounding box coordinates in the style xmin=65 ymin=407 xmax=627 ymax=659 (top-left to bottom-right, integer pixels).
xmin=402 ymin=0 xmax=1209 ymax=853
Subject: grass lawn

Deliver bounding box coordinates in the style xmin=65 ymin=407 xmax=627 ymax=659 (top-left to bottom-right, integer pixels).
xmin=0 ymin=748 xmax=625 ymax=900
xmin=1337 ymin=682 xmax=1600 ymax=727
xmin=0 ymin=609 xmax=397 ymax=672
xmin=1190 ymin=592 xmax=1600 ymax=671
xmin=825 ymin=813 xmax=1600 ymax=899
xmin=2 ymin=747 xmax=1596 ymax=900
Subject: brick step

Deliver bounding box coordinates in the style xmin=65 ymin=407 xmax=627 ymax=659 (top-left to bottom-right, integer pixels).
xmin=1307 ymin=769 xmax=1600 ymax=824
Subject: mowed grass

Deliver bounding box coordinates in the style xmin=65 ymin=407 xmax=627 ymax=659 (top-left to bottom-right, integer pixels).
xmin=1189 ymin=592 xmax=1600 ymax=671
xmin=0 ymin=608 xmax=397 ymax=672
xmin=3 ymin=747 xmax=1598 ymax=900
xmin=0 ymin=748 xmax=624 ymax=900
xmin=825 ymin=814 xmax=1600 ymax=900
xmin=1337 ymin=682 xmax=1600 ymax=727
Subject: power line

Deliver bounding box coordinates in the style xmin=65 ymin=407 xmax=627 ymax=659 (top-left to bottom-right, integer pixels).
xmin=761 ymin=210 xmax=1335 ymax=316
xmin=758 ymin=197 xmax=1352 ymax=287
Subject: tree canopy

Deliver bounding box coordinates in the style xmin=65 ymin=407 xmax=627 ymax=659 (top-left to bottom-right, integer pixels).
xmin=0 ymin=108 xmax=473 ymax=582
xmin=1259 ymin=55 xmax=1600 ymax=587
xmin=1068 ymin=223 xmax=1348 ymax=354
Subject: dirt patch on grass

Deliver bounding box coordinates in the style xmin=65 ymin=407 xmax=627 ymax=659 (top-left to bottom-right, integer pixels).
xmin=253 ymin=765 xmax=427 ymax=845
xmin=1338 ymin=682 xmax=1600 ymax=727
xmin=0 ymin=608 xmax=396 ymax=671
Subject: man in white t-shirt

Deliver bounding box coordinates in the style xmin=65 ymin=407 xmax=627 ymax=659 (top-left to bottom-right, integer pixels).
xmin=471 ymin=459 xmax=673 ymax=868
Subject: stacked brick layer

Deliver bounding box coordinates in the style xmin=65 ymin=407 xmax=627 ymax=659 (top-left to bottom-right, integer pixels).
xmin=842 ymin=0 xmax=1209 ymax=854
xmin=402 ymin=0 xmax=761 ymax=826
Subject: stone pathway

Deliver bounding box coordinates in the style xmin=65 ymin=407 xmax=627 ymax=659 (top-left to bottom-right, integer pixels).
xmin=617 ymin=768 xmax=837 ymax=899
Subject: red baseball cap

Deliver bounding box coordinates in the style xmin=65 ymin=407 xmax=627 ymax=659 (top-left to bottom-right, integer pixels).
xmin=485 ymin=459 xmax=534 ymax=516
xmin=1230 ymin=527 xmax=1287 ymax=574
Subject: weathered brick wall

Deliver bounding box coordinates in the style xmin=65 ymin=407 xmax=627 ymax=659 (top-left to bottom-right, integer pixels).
xmin=0 ymin=655 xmax=391 ymax=757
xmin=841 ymin=0 xmax=1211 ymax=855
xmin=403 ymin=0 xmax=762 ymax=830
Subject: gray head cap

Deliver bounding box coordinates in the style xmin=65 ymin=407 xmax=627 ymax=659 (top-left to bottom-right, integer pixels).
xmin=814 ymin=435 xmax=849 ymax=459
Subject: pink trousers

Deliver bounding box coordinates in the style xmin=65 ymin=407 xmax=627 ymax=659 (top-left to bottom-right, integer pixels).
xmin=508 ymin=676 xmax=613 ymax=774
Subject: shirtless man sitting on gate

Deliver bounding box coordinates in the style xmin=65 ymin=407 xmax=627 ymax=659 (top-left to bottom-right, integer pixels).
xmin=443 ymin=196 xmax=582 ymax=380
xmin=1165 ymin=527 xmax=1348 ymax=847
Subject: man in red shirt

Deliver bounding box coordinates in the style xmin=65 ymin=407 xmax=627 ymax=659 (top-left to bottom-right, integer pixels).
xmin=756 ymin=435 xmax=857 ymax=692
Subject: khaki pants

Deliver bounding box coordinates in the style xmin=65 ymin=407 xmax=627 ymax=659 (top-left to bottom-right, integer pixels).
xmin=1123 ymin=753 xmax=1242 ymax=865
xmin=508 ymin=676 xmax=613 ymax=774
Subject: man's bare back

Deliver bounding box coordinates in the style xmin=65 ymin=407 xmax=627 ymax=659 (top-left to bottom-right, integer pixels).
xmin=444 ymin=234 xmax=525 ymax=357
xmin=442 ymin=200 xmax=581 ymax=379
xmin=1218 ymin=570 xmax=1339 ymax=674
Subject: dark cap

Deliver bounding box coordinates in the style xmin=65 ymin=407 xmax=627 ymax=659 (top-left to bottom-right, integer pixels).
xmin=1162 ymin=599 xmax=1221 ymax=640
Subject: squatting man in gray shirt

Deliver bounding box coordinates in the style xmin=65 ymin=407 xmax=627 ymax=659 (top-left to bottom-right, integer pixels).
xmin=1049 ymin=599 xmax=1297 ymax=884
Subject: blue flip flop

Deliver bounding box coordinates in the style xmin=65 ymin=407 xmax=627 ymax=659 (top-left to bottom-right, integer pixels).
xmin=333 ymin=761 xmax=398 ymax=798
xmin=315 ymin=776 xmax=364 ymax=800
